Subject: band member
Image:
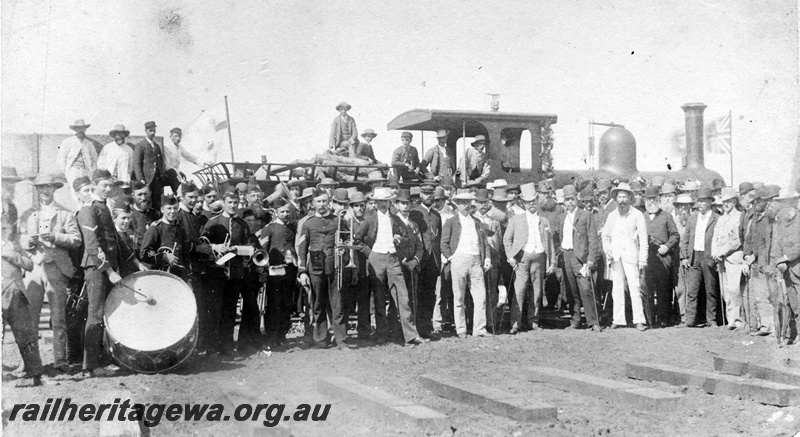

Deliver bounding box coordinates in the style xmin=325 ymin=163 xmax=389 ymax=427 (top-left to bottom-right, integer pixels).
xmin=557 ymin=185 xmax=602 ymax=332
xmin=286 ymin=180 xmax=308 ymax=224
xmin=408 ymin=181 xmax=442 ymax=338
xmin=76 ymin=169 xmax=122 ymax=376
xmin=423 ymin=130 xmax=455 ymax=181
xmin=129 ymin=181 xmax=160 ymax=253
xmin=503 ymin=183 xmax=556 ymax=334
xmin=201 ymin=183 xmax=220 ymax=222
xmin=259 ymin=198 xmax=298 ymax=348
xmin=391 ymin=131 xmax=422 ymax=182
xmin=133 ymin=121 xmax=165 ymax=210
xmin=642 ymin=186 xmax=680 ymax=328
xmin=711 ymin=187 xmax=745 ymax=330
xmin=140 ymin=194 xmax=190 ymax=278
xmin=297 ymin=189 xmax=356 ymax=349
xmin=201 ymin=187 xmax=259 ymax=356
xmin=112 ymin=203 xmax=148 ymax=278
xmin=354 ymin=187 xmax=426 ymax=345
xmin=347 ymin=191 xmax=372 ymax=339
xmin=680 ymin=187 xmax=721 ymax=328
xmin=18 ymin=174 xmax=81 ymax=371
xmin=328 ymin=101 xmax=359 ymax=157
xmin=393 ymin=189 xmax=424 ymax=341
xmin=2 ymin=210 xmax=43 ymax=386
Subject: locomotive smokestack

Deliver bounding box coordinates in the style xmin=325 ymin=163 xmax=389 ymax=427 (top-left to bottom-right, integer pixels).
xmin=681 ymin=102 xmax=707 ymax=169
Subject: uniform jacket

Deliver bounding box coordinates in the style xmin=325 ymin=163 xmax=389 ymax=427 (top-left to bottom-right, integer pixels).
xmin=711 ymin=208 xmax=743 ymax=264
xmin=503 ymin=212 xmax=556 ymax=269
xmin=133 ymin=138 xmax=165 ymax=184
xmin=555 ymin=207 xmax=599 ymax=265
xmin=354 ymin=210 xmax=418 ymax=263
xmin=76 ymin=198 xmax=120 ymax=272
xmin=329 ymin=115 xmax=358 ymax=150
xmin=129 ymin=206 xmax=160 ymax=251
xmin=680 ymin=211 xmax=719 ymax=264
xmin=200 ymin=213 xmax=254 ymax=279
xmin=260 ymin=220 xmax=297 ymax=267
xmin=423 ymin=145 xmax=455 ymax=179
xmin=18 ymin=203 xmax=81 ymax=278
xmin=140 ymin=219 xmax=190 ymax=270
xmin=409 ymin=204 xmax=442 ymax=266
xmin=441 ymin=212 xmax=489 ymax=263
xmin=176 ymin=206 xmax=211 ymax=273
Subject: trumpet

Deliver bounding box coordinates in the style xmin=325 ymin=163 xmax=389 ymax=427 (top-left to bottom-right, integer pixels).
xmin=155 ymin=243 xmax=184 ymax=273
xmin=335 ymin=210 xmax=358 ymax=290
xmin=249 ymin=248 xmax=269 ymax=267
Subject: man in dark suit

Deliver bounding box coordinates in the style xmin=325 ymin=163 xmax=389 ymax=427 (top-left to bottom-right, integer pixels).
xmin=133 ymin=121 xmax=165 ymax=210
xmin=354 ymin=187 xmax=426 ymax=345
xmin=408 ymin=181 xmax=442 ymax=338
xmin=391 ymin=132 xmax=421 ymax=182
xmin=680 ymin=186 xmax=720 ymax=327
xmin=556 ymin=185 xmax=601 ymax=331
xmin=642 ymin=186 xmax=680 ymax=327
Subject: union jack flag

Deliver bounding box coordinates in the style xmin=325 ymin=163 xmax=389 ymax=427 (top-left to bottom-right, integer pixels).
xmin=704 ymin=113 xmax=731 ymax=154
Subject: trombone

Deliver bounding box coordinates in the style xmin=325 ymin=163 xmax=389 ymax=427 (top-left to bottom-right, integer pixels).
xmin=335 ymin=210 xmax=358 ymax=290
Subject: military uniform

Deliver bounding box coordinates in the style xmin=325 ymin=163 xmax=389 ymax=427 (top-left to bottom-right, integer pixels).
xmin=129 ymin=206 xmax=159 ymax=253
xmin=140 ymin=219 xmax=190 ymax=277
xmin=260 ymin=219 xmax=297 ymax=345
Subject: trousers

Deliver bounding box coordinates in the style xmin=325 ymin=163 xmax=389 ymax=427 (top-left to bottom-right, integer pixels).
xmin=685 ymin=251 xmax=720 ymax=326
xmin=451 ymin=253 xmax=487 ymax=335
xmin=610 ymin=259 xmax=646 ymax=325
xmin=511 ymin=251 xmax=545 ymax=329
xmin=83 ymin=267 xmax=110 ymax=370
xmin=25 ymin=262 xmax=70 ymax=366
xmin=719 ymin=260 xmax=745 ymax=327
xmin=432 ymin=265 xmax=454 ymax=330
xmin=562 ymin=249 xmax=599 ymax=327
xmin=415 ymin=258 xmax=439 ymax=336
xmin=3 ymin=289 xmax=43 ymax=376
xmin=368 ymin=252 xmax=418 ymax=342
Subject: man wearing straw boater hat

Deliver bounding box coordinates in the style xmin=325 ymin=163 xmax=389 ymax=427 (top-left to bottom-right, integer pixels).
xmin=18 ymin=174 xmax=81 ymax=371
xmin=329 ymin=101 xmax=359 ymax=157
xmin=642 ymin=186 xmax=680 ymax=328
xmin=601 ymin=182 xmax=649 ymax=331
xmin=556 ymin=184 xmax=602 ymax=332
xmin=423 ymin=129 xmax=455 ymax=181
xmin=503 ymin=183 xmax=556 ymax=334
xmin=97 ymin=124 xmax=135 ymax=183
xmin=133 ymin=121 xmax=166 ymax=210
xmin=680 ymin=186 xmax=720 ymax=328
xmin=57 ymin=119 xmax=99 ymax=197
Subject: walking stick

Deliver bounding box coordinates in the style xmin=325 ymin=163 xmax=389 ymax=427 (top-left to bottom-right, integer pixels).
xmin=774 ymin=270 xmax=791 ymax=345
xmin=484 ymin=268 xmax=495 ymax=333
xmin=681 ymin=264 xmax=689 ymax=324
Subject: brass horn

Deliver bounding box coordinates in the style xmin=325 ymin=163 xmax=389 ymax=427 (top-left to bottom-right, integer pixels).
xmin=251 ymin=249 xmax=269 ymax=267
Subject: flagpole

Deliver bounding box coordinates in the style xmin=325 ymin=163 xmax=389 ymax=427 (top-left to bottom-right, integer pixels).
xmin=224 ymin=96 xmax=235 ymax=162
xmin=728 ymin=110 xmax=733 ymax=185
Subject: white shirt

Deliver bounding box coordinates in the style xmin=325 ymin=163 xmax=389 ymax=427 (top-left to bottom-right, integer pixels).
xmin=438 ymin=145 xmax=448 ymax=158
xmin=372 ymin=210 xmax=396 ymax=254
xmin=601 ymin=206 xmax=648 ymax=264
xmin=454 ymin=213 xmax=480 ymax=256
xmin=562 ymin=209 xmax=576 ymax=250
xmin=97 ymin=141 xmax=134 ymax=182
xmin=694 ymin=210 xmax=712 ymax=252
xmin=522 ymin=211 xmax=544 ymax=254
xmin=162 ymin=141 xmax=201 ymax=171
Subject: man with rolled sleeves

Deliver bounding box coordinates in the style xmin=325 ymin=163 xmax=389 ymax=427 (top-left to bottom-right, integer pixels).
xmin=408 ymin=180 xmax=442 ymax=337
xmin=76 ymin=169 xmax=122 ymax=377
xmin=557 ymin=185 xmax=602 ymax=331
xmin=642 ymin=186 xmax=680 ymax=327
xmin=711 ymin=187 xmax=745 ymax=330
xmin=391 ymin=131 xmax=422 ymax=182
xmin=680 ymin=186 xmax=720 ymax=328
xmin=133 ymin=121 xmax=165 ymax=210
xmin=504 ymin=183 xmax=556 ymax=334
xmin=18 ymin=174 xmax=81 ymax=371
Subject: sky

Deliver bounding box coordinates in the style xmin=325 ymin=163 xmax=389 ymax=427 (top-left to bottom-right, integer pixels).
xmin=2 ymin=0 xmax=798 ymax=187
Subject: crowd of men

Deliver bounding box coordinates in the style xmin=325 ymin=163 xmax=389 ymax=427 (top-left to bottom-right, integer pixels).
xmin=2 ymin=114 xmax=799 ymax=389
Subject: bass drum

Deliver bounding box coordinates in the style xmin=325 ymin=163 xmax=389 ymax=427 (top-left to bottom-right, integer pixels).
xmin=104 ymin=270 xmax=197 ymax=373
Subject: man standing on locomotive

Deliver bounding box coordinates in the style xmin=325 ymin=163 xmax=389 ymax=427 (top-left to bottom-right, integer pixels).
xmin=77 ymin=169 xmax=123 ymax=377
xmin=140 ymin=194 xmax=190 ymax=279
xmin=423 ymin=130 xmax=455 ymax=181
xmin=459 ymin=135 xmax=491 ymax=187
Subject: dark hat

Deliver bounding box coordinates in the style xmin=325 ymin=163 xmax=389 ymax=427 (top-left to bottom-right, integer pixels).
xmin=695 ymin=186 xmax=714 ymax=201
xmin=132 ymin=180 xmax=149 ymax=191
xmin=409 ymin=186 xmax=421 ymax=198
xmin=472 ymin=135 xmax=488 ymax=146
xmin=179 ymin=181 xmax=199 ymax=195
xmin=161 ymin=194 xmax=178 ymax=206
xmin=562 ymin=185 xmax=577 ymax=199
xmin=201 ymin=183 xmax=217 ymax=194
xmin=312 ymin=188 xmax=329 ymax=199
xmin=113 ymin=179 xmax=130 ymax=189
xmin=109 ymin=124 xmax=130 ymax=138
xmin=287 ymin=179 xmax=307 ymax=189
xmin=386 ymin=174 xmax=400 ymax=188
xmin=752 ymin=181 xmax=765 ymax=190
xmin=361 ymin=128 xmax=377 ymax=138
xmin=433 ymin=186 xmax=447 ymax=200
xmin=170 ymin=127 xmax=182 ymax=135
xmin=223 ymin=186 xmax=239 ymax=200
xmin=92 ymin=169 xmax=113 ymax=182
xmin=238 ymin=207 xmax=255 ymax=219
xmin=755 ymin=185 xmax=780 ymax=200
xmin=272 ymin=197 xmax=290 ymax=210
xmin=711 ymin=178 xmax=726 ymax=190
xmin=506 ymin=184 xmax=520 ymax=194
xmin=474 ymin=189 xmax=491 ymax=202
xmin=643 ymin=186 xmax=660 ymax=198
xmin=112 ymin=201 xmax=131 ymax=213
xmin=395 ymin=189 xmax=412 ymax=202
xmin=420 ymin=180 xmax=437 ymax=192
xmin=440 ymin=175 xmax=454 ymax=189
xmin=738 ymin=181 xmax=754 ymax=194
xmin=69 ymin=119 xmax=91 ymax=131
xmin=595 ymin=179 xmax=612 ymax=192
xmin=332 ymin=188 xmax=350 ymax=204
xmin=349 ymin=191 xmax=367 ymax=204
xmin=579 ymin=186 xmax=594 ymax=201
xmin=298 ymin=187 xmax=316 ymax=200
xmin=630 ymin=180 xmax=645 ymax=193
xmin=400 ymin=131 xmax=413 ymax=139
xmin=335 ymin=101 xmax=352 ymax=111
xmin=32 ymin=173 xmax=64 ymax=189
xmin=144 ymin=121 xmax=157 ymax=130
xmin=72 ymin=176 xmax=92 ymax=192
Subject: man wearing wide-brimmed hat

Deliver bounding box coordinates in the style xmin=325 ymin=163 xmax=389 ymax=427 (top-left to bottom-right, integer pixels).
xmin=642 ymin=186 xmax=680 ymax=328
xmin=355 ymin=129 xmax=378 ymax=163
xmin=18 ymin=174 xmax=81 ymax=371
xmin=459 ymin=135 xmax=490 ymax=187
xmin=503 ymin=183 xmax=556 ymax=334
xmin=329 ymin=101 xmax=359 ymax=157
xmin=680 ymin=186 xmax=720 ymax=328
xmin=391 ymin=131 xmax=422 ymax=182
xmin=57 ymin=119 xmax=99 ymax=195
xmin=743 ymin=185 xmax=781 ymax=336
xmin=601 ymin=182 xmax=650 ymax=331
xmin=711 ymin=186 xmax=746 ymax=330
xmin=770 ymin=185 xmax=800 ymax=344
xmin=423 ymin=129 xmax=455 ymax=181
xmin=97 ymin=124 xmax=135 ymax=183
xmin=133 ymin=121 xmax=166 ymax=210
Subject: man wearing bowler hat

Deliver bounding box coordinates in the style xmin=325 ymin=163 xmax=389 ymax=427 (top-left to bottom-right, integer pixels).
xmin=133 ymin=121 xmax=166 ymax=210
xmin=18 ymin=174 xmax=81 ymax=371
xmin=680 ymin=186 xmax=720 ymax=328
xmin=391 ymin=131 xmax=422 ymax=182
xmin=329 ymin=102 xmax=359 ymax=157
xmin=98 ymin=124 xmax=135 ymax=183
xmin=423 ymin=129 xmax=455 ymax=181
xmin=642 ymin=186 xmax=680 ymax=327
xmin=556 ymin=185 xmax=602 ymax=331
xmin=57 ymin=119 xmax=99 ymax=196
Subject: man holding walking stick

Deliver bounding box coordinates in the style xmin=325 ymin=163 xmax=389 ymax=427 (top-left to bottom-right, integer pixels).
xmin=711 ymin=187 xmax=745 ymax=330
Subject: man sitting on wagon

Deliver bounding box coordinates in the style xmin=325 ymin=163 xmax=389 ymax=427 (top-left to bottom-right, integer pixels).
xmin=328 ymin=101 xmax=359 ymax=157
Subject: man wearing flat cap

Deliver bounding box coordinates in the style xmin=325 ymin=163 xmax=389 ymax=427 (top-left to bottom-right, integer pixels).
xmin=18 ymin=174 xmax=81 ymax=371
xmin=133 ymin=121 xmax=166 ymax=210
xmin=459 ymin=135 xmax=490 ymax=187
xmin=57 ymin=119 xmax=99 ymax=197
xmin=423 ymin=129 xmax=455 ymax=181
xmin=329 ymin=102 xmax=359 ymax=157
xmin=391 ymin=131 xmax=422 ymax=182
xmin=97 ymin=124 xmax=135 ymax=183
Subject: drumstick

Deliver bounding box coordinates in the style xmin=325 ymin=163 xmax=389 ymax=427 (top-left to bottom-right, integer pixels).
xmin=118 ymin=282 xmax=156 ymax=305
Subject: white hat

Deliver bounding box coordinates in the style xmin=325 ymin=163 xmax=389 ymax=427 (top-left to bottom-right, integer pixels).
xmin=371 ymin=187 xmax=396 ymax=200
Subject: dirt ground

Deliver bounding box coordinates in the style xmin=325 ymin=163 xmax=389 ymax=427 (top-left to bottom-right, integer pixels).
xmin=3 ymin=313 xmax=800 ymax=437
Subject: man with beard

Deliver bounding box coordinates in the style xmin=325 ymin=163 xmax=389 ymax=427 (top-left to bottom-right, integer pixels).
xmin=129 ymin=181 xmax=160 ymax=254
xmin=242 ymin=179 xmax=270 ymax=228
xmin=18 ymin=174 xmax=81 ymax=372
xmin=133 ymin=121 xmax=165 ymax=210
xmin=738 ymin=182 xmax=757 ymax=250
xmin=408 ymin=181 xmax=441 ymax=338
xmin=642 ymin=187 xmax=680 ymax=327
xmin=743 ymin=185 xmax=781 ymax=336
xmin=680 ymin=187 xmax=720 ymax=328
xmin=259 ymin=199 xmax=297 ymax=348
xmin=140 ymin=195 xmax=190 ymax=279
xmin=557 ymin=185 xmax=602 ymax=332
xmin=97 ymin=124 xmax=134 ymax=183
xmin=770 ymin=186 xmax=800 ymax=345
xmin=711 ymin=187 xmax=745 ymax=330
xmin=601 ymin=183 xmax=649 ymax=331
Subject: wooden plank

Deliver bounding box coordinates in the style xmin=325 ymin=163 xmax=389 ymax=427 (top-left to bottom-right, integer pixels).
xmin=420 ymin=375 xmax=557 ymax=423
xmin=714 ymin=357 xmax=800 ymax=387
xmin=524 ymin=366 xmax=682 ymax=410
xmin=317 ymin=376 xmax=448 ymax=432
xmin=626 ymin=362 xmax=800 ymax=407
